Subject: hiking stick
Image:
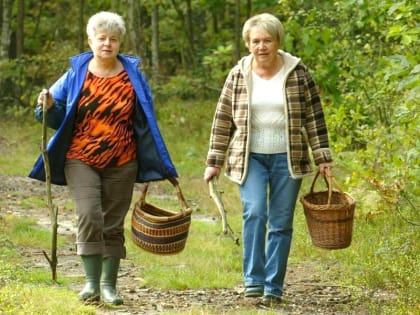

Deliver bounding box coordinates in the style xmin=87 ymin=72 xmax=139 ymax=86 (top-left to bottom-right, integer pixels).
xmin=40 ymin=90 xmax=58 ymax=281
xmin=208 ymin=178 xmax=240 ymax=245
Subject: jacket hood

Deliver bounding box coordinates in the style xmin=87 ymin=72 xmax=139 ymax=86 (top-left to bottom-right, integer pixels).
xmin=238 ymin=50 xmax=301 ymax=77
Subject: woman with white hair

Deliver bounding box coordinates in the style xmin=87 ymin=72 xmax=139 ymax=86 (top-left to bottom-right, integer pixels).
xmin=204 ymin=13 xmax=333 ymax=305
xmin=30 ymin=11 xmax=177 ymax=305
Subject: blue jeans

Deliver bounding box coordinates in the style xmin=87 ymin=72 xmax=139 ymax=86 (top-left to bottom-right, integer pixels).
xmin=239 ymin=153 xmax=302 ymax=297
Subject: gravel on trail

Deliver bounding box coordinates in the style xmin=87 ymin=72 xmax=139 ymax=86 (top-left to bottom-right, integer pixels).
xmin=1 ymin=175 xmax=380 ymax=315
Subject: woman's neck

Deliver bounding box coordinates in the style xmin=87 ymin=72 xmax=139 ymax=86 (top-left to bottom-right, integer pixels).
xmin=89 ymin=57 xmax=123 ymax=78
xmin=252 ymin=55 xmax=283 ymax=80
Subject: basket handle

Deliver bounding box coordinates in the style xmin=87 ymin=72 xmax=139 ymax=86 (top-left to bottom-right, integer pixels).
xmin=310 ymin=170 xmax=344 ymax=206
xmin=139 ymin=177 xmax=190 ymax=213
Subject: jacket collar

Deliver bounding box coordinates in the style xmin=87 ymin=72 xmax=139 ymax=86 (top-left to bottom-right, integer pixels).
xmin=68 ymin=51 xmax=141 ymax=69
xmin=239 ymin=50 xmax=301 ymax=79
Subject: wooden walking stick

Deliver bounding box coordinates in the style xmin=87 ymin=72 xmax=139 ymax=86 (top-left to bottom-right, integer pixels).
xmin=40 ymin=90 xmax=59 ymax=281
xmin=208 ymin=177 xmax=240 ymax=245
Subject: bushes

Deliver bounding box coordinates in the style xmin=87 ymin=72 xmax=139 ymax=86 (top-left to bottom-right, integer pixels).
xmin=0 ymin=42 xmax=76 ymax=117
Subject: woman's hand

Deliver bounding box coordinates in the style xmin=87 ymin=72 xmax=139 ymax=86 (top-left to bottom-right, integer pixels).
xmin=318 ymin=162 xmax=333 ymax=176
xmin=203 ymin=166 xmax=220 ymax=182
xmin=37 ymin=89 xmax=53 ymax=110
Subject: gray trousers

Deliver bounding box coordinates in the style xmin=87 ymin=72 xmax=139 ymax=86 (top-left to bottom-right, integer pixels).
xmin=64 ymin=159 xmax=138 ymax=258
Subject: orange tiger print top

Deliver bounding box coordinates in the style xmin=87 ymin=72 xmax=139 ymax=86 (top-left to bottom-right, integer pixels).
xmin=66 ymin=70 xmax=137 ymax=168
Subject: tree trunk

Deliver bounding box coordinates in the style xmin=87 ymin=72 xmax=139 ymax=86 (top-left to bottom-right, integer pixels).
xmin=212 ymin=12 xmax=218 ymax=34
xmin=16 ymin=0 xmax=24 ymax=57
xmin=78 ymin=0 xmax=85 ymax=52
xmin=127 ymin=0 xmax=138 ymax=55
xmin=186 ymin=0 xmax=194 ymax=57
xmin=0 ymin=0 xmax=13 ymax=59
xmin=151 ymin=4 xmax=159 ymax=83
xmin=170 ymin=0 xmax=195 ymax=69
xmin=234 ymin=0 xmax=241 ymax=60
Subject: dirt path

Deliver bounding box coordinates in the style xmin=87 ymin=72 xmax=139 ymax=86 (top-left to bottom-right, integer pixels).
xmin=1 ymin=175 xmax=374 ymax=314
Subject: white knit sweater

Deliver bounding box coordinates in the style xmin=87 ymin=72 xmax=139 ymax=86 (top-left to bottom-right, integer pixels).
xmin=250 ymin=66 xmax=287 ymax=154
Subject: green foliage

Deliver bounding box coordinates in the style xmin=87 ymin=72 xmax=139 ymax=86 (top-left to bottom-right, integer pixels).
xmin=290 ymin=193 xmax=419 ymax=314
xmin=318 ymin=213 xmax=419 ymax=315
xmin=0 ymin=45 xmax=77 ymax=116
xmin=155 ymin=75 xmax=205 ymax=100
xmin=0 ymin=100 xmax=419 ymax=313
xmin=202 ymin=44 xmax=234 ymax=87
xmin=0 ymin=260 xmax=24 ymax=285
xmin=155 ymin=98 xmax=215 ymax=178
xmin=0 ymin=1 xmax=419 ymax=313
xmin=276 ymin=0 xmax=419 ymax=226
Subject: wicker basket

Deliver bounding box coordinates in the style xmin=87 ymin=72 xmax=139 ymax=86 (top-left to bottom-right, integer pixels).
xmin=300 ymin=171 xmax=356 ymax=249
xmin=131 ymin=178 xmax=192 ymax=255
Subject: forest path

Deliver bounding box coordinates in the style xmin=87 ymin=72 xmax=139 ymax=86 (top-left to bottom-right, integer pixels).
xmin=1 ymin=175 xmax=378 ymax=315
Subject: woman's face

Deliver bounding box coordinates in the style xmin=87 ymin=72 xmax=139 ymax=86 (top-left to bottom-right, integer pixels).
xmin=248 ymin=27 xmax=278 ymax=65
xmin=88 ymin=31 xmax=121 ymax=61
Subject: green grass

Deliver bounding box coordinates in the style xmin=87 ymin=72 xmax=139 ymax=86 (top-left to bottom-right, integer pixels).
xmin=0 ymin=282 xmax=96 ymax=315
xmin=0 ymin=117 xmax=48 ymax=175
xmin=127 ymin=219 xmax=243 ymax=289
xmin=0 ymin=99 xmax=419 ymax=314
xmin=0 ymin=218 xmax=94 ymax=315
xmin=291 ymin=196 xmax=420 ymax=315
xmin=1 ymin=215 xmax=67 ymax=250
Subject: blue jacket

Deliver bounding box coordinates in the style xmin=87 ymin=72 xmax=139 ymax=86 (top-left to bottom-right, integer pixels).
xmin=29 ymin=52 xmax=178 ymax=185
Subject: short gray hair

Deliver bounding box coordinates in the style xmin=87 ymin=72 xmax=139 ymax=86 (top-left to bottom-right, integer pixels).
xmin=242 ymin=13 xmax=285 ymax=48
xmin=86 ymin=11 xmax=126 ymax=38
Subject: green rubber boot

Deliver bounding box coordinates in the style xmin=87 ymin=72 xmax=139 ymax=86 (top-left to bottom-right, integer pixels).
xmin=79 ymin=255 xmax=102 ymax=302
xmin=100 ymin=256 xmax=123 ymax=305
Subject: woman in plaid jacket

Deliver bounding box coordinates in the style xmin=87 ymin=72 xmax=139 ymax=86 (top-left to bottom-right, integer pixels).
xmin=204 ymin=13 xmax=333 ymax=305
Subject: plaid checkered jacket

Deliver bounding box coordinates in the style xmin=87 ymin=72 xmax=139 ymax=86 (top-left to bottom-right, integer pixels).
xmin=206 ymin=50 xmax=332 ymax=184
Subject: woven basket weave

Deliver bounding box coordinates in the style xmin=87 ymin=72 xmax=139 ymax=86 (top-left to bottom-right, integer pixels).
xmin=131 ymin=178 xmax=192 ymax=255
xmin=300 ymin=171 xmax=356 ymax=250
